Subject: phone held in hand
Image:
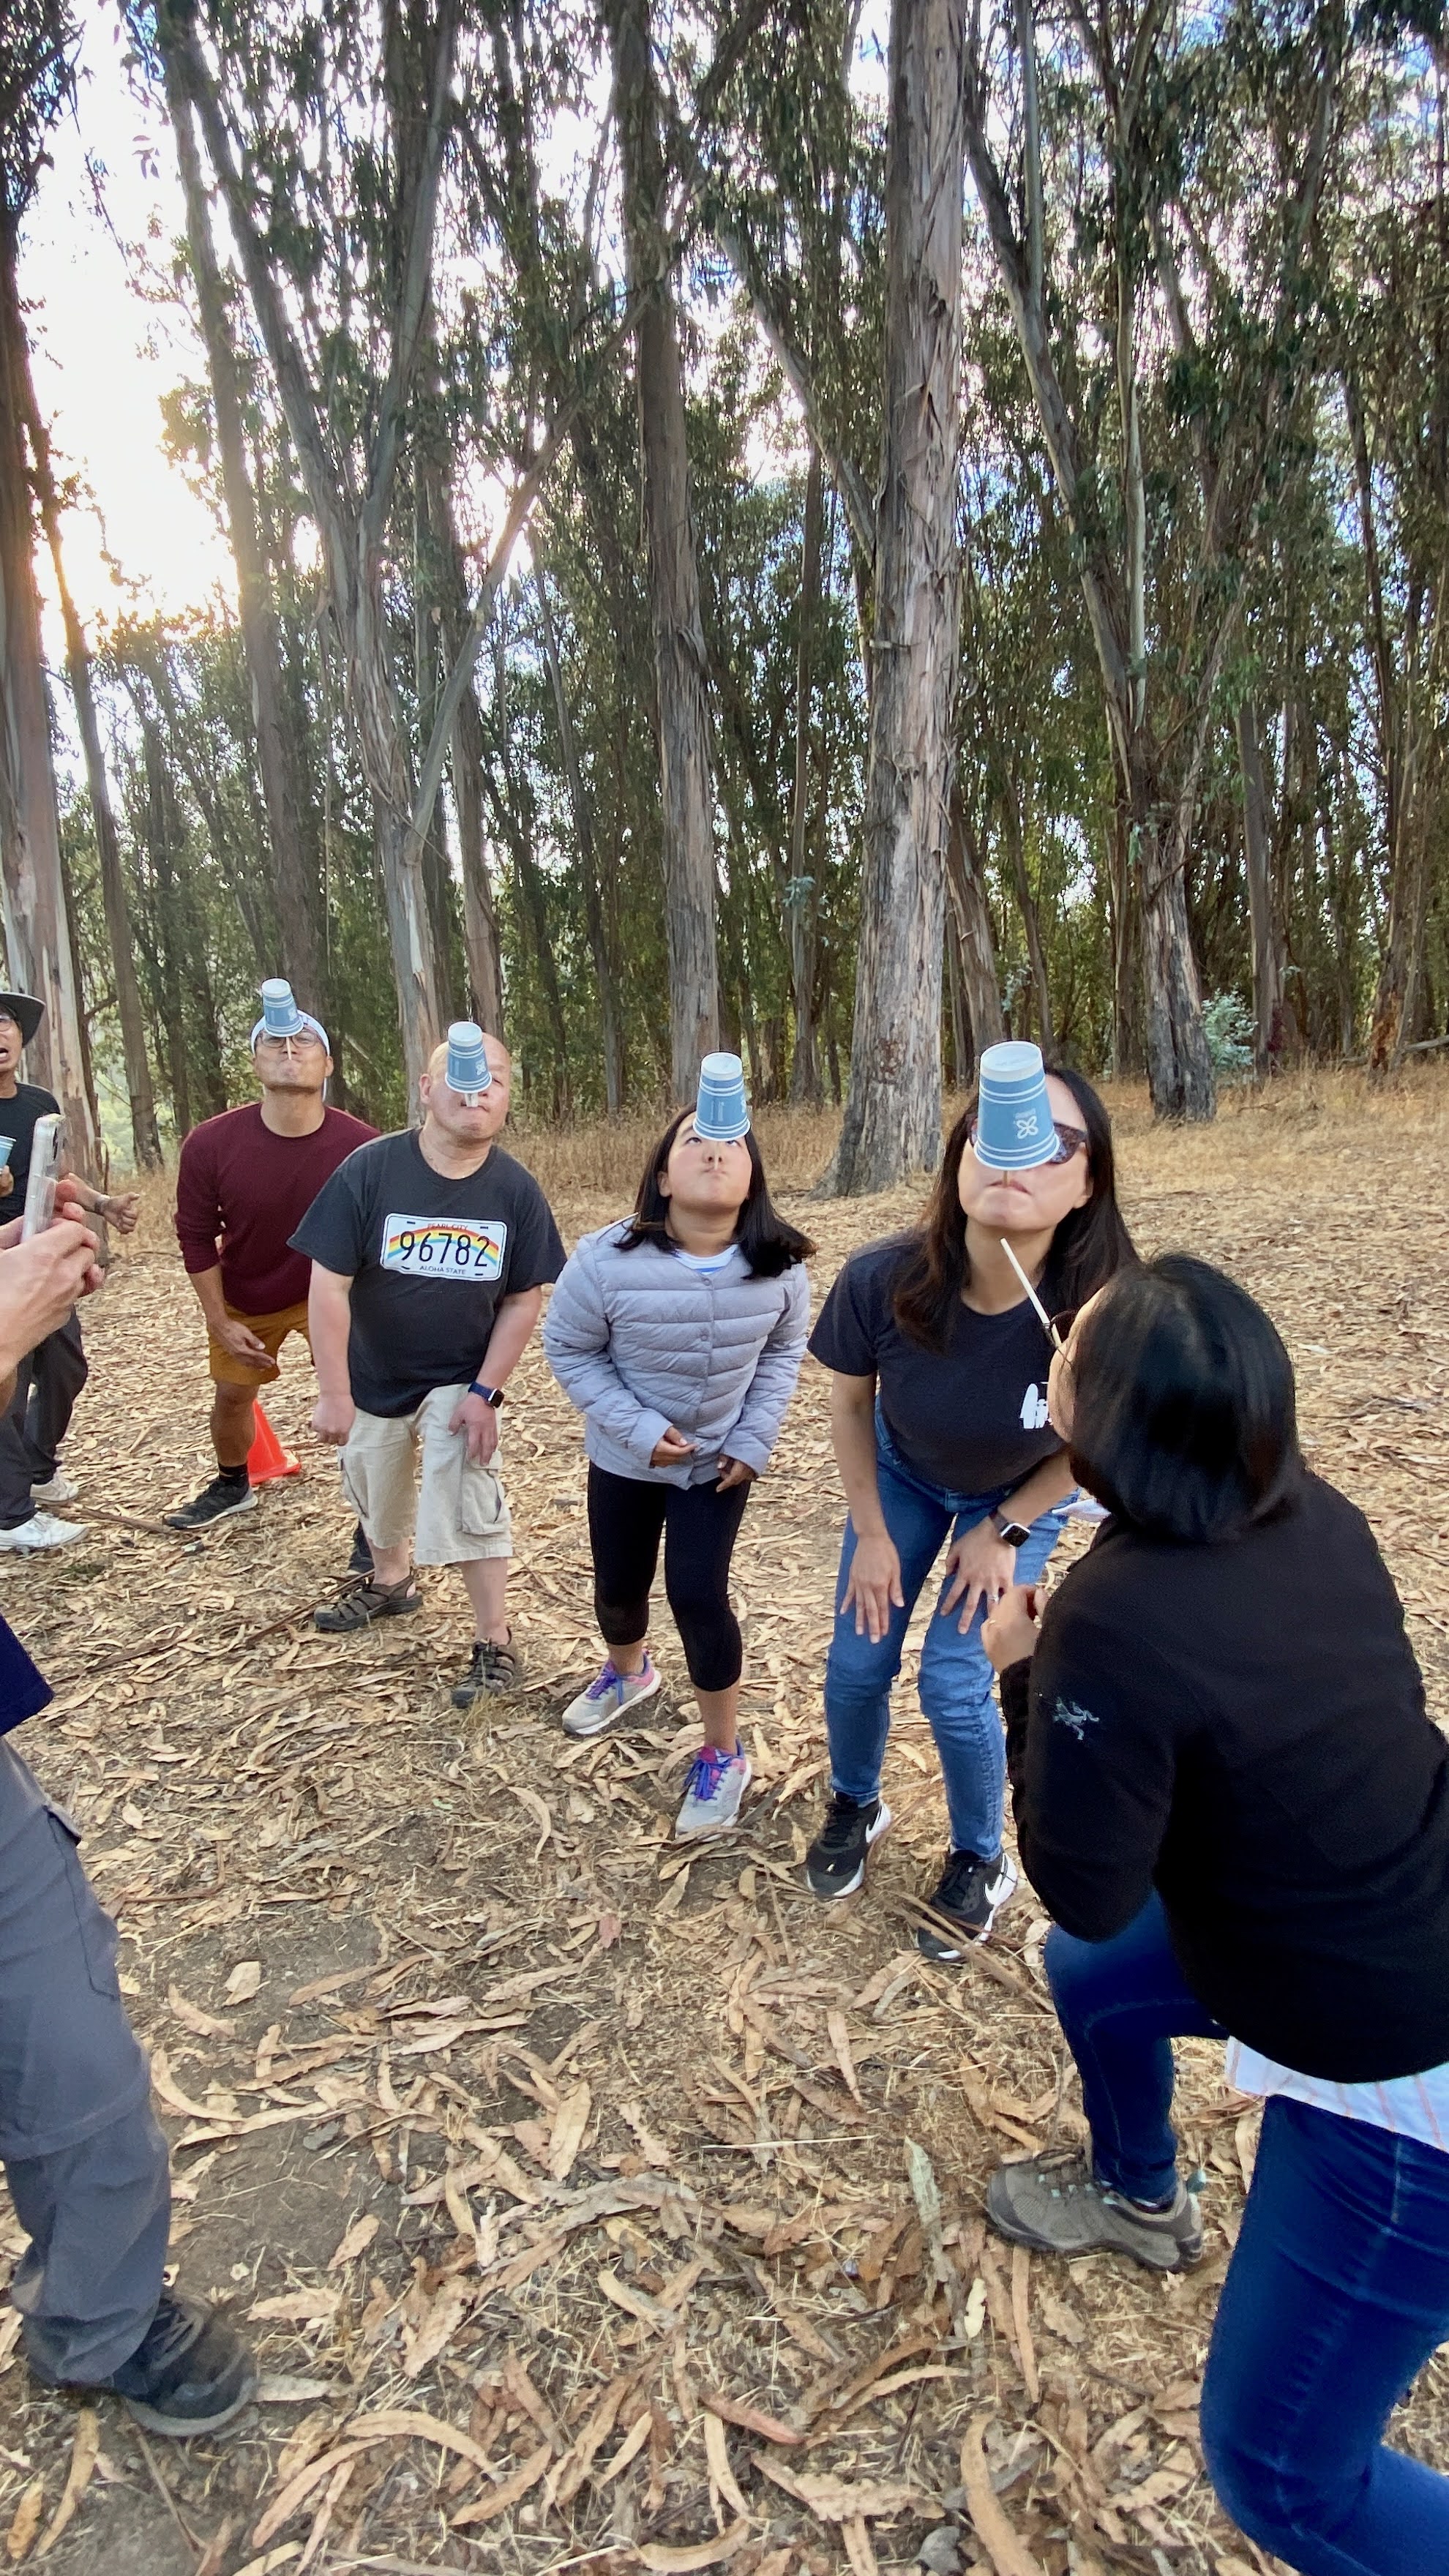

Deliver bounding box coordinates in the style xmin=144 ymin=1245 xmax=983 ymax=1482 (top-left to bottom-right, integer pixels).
xmin=21 ymin=1115 xmax=63 ymax=1240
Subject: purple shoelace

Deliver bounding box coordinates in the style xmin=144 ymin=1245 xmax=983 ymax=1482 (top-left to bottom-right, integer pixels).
xmin=586 ymin=1657 xmax=648 ymax=1701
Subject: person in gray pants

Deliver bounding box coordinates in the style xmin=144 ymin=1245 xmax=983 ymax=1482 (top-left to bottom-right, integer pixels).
xmin=0 ymin=1197 xmax=253 ymax=2434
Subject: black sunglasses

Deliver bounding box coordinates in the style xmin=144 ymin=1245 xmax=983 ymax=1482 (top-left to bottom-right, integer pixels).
xmin=969 ymin=1117 xmax=1088 ymax=1169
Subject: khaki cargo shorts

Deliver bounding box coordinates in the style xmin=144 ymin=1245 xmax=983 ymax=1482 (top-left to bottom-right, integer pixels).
xmin=207 ymin=1299 xmax=310 ymax=1386
xmin=339 ymin=1385 xmax=512 ymax=1567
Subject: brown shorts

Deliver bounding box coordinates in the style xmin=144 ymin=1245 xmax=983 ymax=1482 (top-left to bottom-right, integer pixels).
xmin=206 ymin=1300 xmax=311 ymax=1388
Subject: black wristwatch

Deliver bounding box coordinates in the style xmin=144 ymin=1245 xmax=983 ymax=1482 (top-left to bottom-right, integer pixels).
xmin=468 ymin=1381 xmax=505 ymax=1408
xmin=992 ymin=1508 xmax=1031 ymax=1547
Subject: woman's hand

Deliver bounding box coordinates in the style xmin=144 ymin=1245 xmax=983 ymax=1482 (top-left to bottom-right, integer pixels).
xmin=650 ymin=1426 xmax=697 ymax=1469
xmin=981 ymin=1583 xmax=1045 ymax=1673
xmin=940 ymin=1517 xmax=1019 ymax=1633
xmin=842 ymin=1528 xmax=905 ymax=1644
xmin=716 ymin=1456 xmax=756 ymax=1491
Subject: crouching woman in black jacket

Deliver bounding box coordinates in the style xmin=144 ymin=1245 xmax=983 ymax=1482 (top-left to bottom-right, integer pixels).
xmin=980 ymin=1255 xmax=1449 ymax=2576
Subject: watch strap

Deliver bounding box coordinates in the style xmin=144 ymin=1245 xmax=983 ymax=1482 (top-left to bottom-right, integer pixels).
xmin=468 ymin=1381 xmax=504 ymax=1407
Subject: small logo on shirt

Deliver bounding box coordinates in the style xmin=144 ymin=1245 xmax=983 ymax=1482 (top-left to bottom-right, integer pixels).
xmin=1051 ymin=1697 xmax=1099 ymax=1740
xmin=1019 ymin=1383 xmax=1050 ymax=1431
xmin=381 ymin=1215 xmax=508 ymax=1280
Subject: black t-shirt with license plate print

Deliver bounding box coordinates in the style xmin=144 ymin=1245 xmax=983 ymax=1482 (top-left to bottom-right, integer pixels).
xmin=808 ymin=1232 xmax=1064 ymax=1496
xmin=291 ymin=1129 xmax=565 ymax=1415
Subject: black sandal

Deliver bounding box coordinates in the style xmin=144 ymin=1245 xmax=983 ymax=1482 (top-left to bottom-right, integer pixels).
xmin=314 ymin=1577 xmax=421 ymax=1634
xmin=452 ymin=1635 xmax=522 ymax=1707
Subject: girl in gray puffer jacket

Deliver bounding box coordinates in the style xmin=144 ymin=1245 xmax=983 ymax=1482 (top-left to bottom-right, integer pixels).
xmin=544 ymin=1060 xmax=812 ymax=1841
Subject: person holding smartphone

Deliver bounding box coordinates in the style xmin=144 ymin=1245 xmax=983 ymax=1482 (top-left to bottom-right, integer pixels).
xmin=0 ymin=992 xmax=137 ymax=1551
xmin=0 ymin=1197 xmax=255 ymax=2431
xmin=804 ymin=1045 xmax=1135 ymax=1958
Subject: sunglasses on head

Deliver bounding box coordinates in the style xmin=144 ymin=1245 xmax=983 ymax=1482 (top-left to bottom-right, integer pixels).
xmin=969 ymin=1117 xmax=1088 ymax=1169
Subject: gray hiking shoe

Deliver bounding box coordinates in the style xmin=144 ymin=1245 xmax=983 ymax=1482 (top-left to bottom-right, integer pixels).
xmin=675 ymin=1748 xmax=752 ymax=1841
xmin=562 ymin=1652 xmax=662 ymax=1737
xmin=986 ymin=2150 xmax=1204 ymax=2273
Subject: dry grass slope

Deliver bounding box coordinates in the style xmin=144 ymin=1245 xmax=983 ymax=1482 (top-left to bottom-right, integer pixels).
xmin=0 ymin=1067 xmax=1444 ymax=2574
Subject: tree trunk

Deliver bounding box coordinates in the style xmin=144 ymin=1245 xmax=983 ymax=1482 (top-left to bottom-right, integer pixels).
xmin=787 ymin=448 xmax=824 ymax=1104
xmin=423 ymin=457 xmax=504 ymax=1036
xmin=23 ymin=408 xmax=162 ymax=1168
xmin=1132 ymin=746 xmax=1216 ymax=1120
xmin=1000 ymin=768 xmax=1054 ymax=1050
xmin=536 ymin=572 xmax=624 ymax=1117
xmin=1235 ymin=694 xmax=1284 ymax=1077
xmin=487 ymin=634 xmax=570 ymax=1117
xmin=943 ymin=782 xmax=1006 ymax=1057
xmin=609 ymin=0 xmax=718 ymax=1101
xmin=162 ymin=56 xmax=322 ymax=1014
xmin=0 ymin=232 xmax=100 ymax=1174
xmin=828 ymin=0 xmax=966 ymax=1193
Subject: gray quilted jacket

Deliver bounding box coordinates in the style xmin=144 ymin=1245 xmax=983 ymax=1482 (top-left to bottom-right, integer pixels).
xmin=543 ymin=1224 xmax=811 ymax=1486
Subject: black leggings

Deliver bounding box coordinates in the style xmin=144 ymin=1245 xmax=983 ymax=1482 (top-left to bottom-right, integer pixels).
xmin=588 ymin=1464 xmax=751 ymax=1693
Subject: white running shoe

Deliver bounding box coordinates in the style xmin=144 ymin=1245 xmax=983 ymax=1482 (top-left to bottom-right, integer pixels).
xmin=31 ymin=1472 xmax=78 ymax=1507
xmin=675 ymin=1748 xmax=752 ymax=1841
xmin=0 ymin=1511 xmax=86 ymax=1553
xmin=562 ymin=1653 xmax=662 ymax=1738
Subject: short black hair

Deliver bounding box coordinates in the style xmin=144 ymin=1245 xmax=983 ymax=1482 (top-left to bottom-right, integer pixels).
xmin=618 ymin=1107 xmax=815 ymax=1279
xmin=1067 ymin=1254 xmax=1303 ymax=1543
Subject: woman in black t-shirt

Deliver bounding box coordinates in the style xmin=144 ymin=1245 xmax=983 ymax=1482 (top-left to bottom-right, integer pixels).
xmin=805 ymin=1065 xmax=1134 ymax=1955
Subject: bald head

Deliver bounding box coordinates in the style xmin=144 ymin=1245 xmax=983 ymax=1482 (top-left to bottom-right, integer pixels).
xmin=425 ymin=1033 xmax=510 ymax=1084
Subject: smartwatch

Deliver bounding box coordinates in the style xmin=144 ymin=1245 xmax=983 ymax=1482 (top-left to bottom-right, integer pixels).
xmin=469 ymin=1382 xmax=506 ymax=1408
xmin=992 ymin=1508 xmax=1031 ymax=1547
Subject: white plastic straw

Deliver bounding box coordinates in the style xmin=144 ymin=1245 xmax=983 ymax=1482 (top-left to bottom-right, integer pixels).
xmin=1000 ymin=1237 xmax=1063 ymax=1347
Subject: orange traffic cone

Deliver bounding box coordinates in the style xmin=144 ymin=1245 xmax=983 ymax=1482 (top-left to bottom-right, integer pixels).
xmin=247 ymin=1401 xmax=302 ymax=1486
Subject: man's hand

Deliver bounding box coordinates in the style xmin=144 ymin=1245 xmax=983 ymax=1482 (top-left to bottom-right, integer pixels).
xmin=981 ymin=1583 xmax=1046 ymax=1674
xmin=841 ymin=1527 xmax=905 ymax=1644
xmin=716 ymin=1456 xmax=756 ymax=1492
xmin=0 ymin=1221 xmax=104 ymax=1374
xmin=213 ymin=1314 xmax=273 ymax=1370
xmin=939 ymin=1516 xmax=1020 ymax=1633
xmin=102 ymin=1191 xmax=140 ymax=1235
xmin=311 ymin=1391 xmax=356 ymax=1447
xmin=0 ymin=1168 xmax=12 ymax=1199
xmin=649 ymin=1426 xmax=697 ymax=1469
xmin=449 ymin=1389 xmax=501 ymax=1467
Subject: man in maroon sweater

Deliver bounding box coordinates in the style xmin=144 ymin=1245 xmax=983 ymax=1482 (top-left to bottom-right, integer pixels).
xmin=168 ymin=984 xmax=375 ymax=1535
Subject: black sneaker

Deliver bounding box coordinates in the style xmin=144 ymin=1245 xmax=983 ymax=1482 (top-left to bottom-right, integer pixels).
xmin=916 ymin=1847 xmax=1019 ymax=1961
xmin=805 ymin=1794 xmax=893 ymax=1899
xmin=164 ymin=1472 xmax=257 ymax=1532
xmin=36 ymin=2293 xmax=257 ymax=2437
xmin=348 ymin=1521 xmax=373 ymax=1576
xmin=452 ymin=1636 xmax=522 ymax=1708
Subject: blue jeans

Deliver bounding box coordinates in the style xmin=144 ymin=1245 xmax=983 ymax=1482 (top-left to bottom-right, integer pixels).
xmin=1049 ymin=1895 xmax=1449 ymax=2573
xmin=823 ymin=1420 xmax=1068 ymax=1858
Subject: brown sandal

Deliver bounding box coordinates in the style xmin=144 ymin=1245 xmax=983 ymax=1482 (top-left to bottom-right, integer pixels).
xmin=314 ymin=1577 xmax=421 ymax=1634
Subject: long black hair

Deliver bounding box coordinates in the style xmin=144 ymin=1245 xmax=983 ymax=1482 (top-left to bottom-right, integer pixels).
xmin=618 ymin=1107 xmax=815 ymax=1279
xmin=1067 ymin=1255 xmax=1303 ymax=1543
xmin=891 ymin=1063 xmax=1134 ymax=1351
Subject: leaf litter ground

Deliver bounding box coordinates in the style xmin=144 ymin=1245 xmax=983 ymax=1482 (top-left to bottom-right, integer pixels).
xmin=0 ymin=1070 xmax=1446 ymax=2576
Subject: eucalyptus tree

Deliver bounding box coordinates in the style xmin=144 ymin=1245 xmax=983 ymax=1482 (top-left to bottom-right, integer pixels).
xmin=154 ymin=0 xmax=460 ymax=1098
xmin=0 ymin=0 xmax=98 ymax=1165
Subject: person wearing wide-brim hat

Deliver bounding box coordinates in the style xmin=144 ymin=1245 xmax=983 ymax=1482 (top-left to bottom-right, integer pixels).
xmin=0 ymin=992 xmax=140 ymax=1553
xmin=167 ymin=980 xmax=377 ymax=1550
xmin=544 ymin=1055 xmax=814 ymax=1838
xmin=804 ymin=1044 xmax=1137 ymax=1955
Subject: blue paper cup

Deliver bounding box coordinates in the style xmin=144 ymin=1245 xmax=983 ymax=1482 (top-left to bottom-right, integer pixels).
xmin=694 ymin=1052 xmax=750 ymax=1143
xmin=445 ymin=1021 xmax=492 ymax=1100
xmin=0 ymin=1139 xmax=12 ymax=1170
xmin=973 ymin=1041 xmax=1059 ymax=1170
xmin=259 ymin=978 xmax=304 ymax=1039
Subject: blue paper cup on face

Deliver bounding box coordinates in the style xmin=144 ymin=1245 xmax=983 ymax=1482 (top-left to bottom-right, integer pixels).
xmin=0 ymin=1140 xmax=12 ymax=1172
xmin=445 ymin=1021 xmax=492 ymax=1102
xmin=259 ymin=978 xmax=305 ymax=1039
xmin=973 ymin=1041 xmax=1059 ymax=1170
xmin=693 ymin=1052 xmax=750 ymax=1143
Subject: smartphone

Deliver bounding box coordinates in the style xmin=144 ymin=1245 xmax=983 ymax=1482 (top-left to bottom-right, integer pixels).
xmin=21 ymin=1115 xmax=64 ymax=1240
